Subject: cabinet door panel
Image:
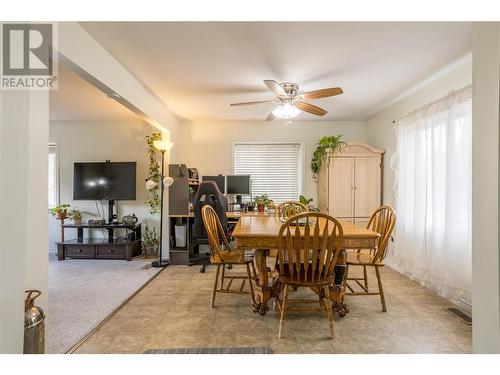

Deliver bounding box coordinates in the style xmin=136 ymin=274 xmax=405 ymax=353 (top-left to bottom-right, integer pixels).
xmin=354 ymin=158 xmax=381 ymax=217
xmin=328 ymin=158 xmax=354 ymax=217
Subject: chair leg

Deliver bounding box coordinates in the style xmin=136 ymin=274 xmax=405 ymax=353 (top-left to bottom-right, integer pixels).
xmin=375 ymin=265 xmax=387 ymax=312
xmin=323 ymin=285 xmax=334 ymax=339
xmin=220 ymin=264 xmax=226 ymax=290
xmin=363 ymin=265 xmax=368 ymax=290
xmin=211 ymin=265 xmax=221 ymax=307
xmin=246 ymin=263 xmax=256 ymax=304
xmin=278 ymin=284 xmax=289 ymax=339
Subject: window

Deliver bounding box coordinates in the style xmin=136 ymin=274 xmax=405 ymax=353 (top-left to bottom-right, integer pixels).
xmin=233 ymin=143 xmax=301 ymax=203
xmin=48 ymin=143 xmax=58 ymax=208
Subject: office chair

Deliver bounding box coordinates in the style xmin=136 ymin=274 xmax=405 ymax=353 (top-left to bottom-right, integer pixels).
xmin=192 ymin=181 xmax=228 ymax=273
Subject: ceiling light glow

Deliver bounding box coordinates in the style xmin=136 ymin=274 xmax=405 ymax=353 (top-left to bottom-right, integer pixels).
xmin=272 ymin=102 xmax=301 ymax=119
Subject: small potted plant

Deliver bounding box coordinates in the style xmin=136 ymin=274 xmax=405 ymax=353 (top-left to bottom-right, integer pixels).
xmin=142 ymin=226 xmax=159 ymax=257
xmin=67 ymin=209 xmax=82 ymax=225
xmin=50 ymin=204 xmax=70 ymax=220
xmin=299 ymin=195 xmax=320 ymax=212
xmin=254 ymin=194 xmax=273 ymax=213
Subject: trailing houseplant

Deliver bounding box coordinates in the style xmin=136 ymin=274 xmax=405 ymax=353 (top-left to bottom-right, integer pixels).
xmin=50 ymin=204 xmax=70 ymax=220
xmin=145 ymin=133 xmax=162 ymax=214
xmin=311 ymin=135 xmax=346 ymax=174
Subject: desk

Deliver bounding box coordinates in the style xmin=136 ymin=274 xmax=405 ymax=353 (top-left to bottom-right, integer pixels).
xmin=168 ymin=211 xmax=272 ymax=265
xmin=169 ymin=211 xmax=272 ymax=219
xmin=232 ymin=215 xmax=380 ymax=316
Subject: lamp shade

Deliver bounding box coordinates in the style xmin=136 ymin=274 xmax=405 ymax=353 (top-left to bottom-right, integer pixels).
xmin=153 ymin=139 xmax=174 ymax=151
xmin=145 ymin=179 xmax=157 ymax=190
xmin=163 ymin=176 xmax=174 ymax=187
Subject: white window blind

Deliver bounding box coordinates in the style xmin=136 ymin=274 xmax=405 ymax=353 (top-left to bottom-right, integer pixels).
xmin=48 ymin=143 xmax=57 ymax=208
xmin=234 ymin=143 xmax=301 ymax=203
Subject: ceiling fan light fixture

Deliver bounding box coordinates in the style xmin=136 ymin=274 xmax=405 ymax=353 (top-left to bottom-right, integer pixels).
xmin=272 ymin=102 xmax=301 ymax=119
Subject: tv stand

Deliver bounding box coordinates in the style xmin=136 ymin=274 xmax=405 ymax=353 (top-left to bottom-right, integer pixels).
xmin=56 ymin=223 xmax=141 ymax=261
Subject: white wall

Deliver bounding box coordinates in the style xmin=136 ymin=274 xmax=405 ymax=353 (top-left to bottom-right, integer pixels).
xmin=366 ymin=54 xmax=472 ymax=207
xmin=178 ymin=120 xmax=367 ymax=204
xmin=0 ymin=89 xmax=49 ymax=353
xmin=471 ymin=22 xmax=500 ymax=354
xmin=48 ymin=121 xmax=163 ymax=251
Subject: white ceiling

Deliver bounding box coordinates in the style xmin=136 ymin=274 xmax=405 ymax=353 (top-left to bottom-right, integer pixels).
xmin=78 ymin=22 xmax=472 ymax=121
xmin=49 ymin=64 xmax=138 ymax=122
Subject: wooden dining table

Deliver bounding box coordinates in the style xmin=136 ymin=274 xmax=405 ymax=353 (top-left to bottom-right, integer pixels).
xmin=232 ymin=214 xmax=381 ymax=316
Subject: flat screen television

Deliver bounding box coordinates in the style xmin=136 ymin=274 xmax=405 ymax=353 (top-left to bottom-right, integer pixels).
xmin=73 ymin=162 xmax=137 ymax=201
xmin=226 ymin=175 xmax=251 ymax=195
xmin=202 ymin=175 xmax=225 ymax=194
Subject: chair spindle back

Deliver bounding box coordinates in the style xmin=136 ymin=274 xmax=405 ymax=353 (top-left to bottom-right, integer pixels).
xmin=274 ymin=201 xmax=308 ymax=220
xmin=277 ymin=212 xmax=344 ymax=284
xmin=202 ymin=205 xmax=232 ymax=262
xmin=367 ymin=205 xmax=396 ymax=263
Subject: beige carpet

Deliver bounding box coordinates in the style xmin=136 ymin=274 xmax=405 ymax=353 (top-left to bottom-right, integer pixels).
xmin=47 ymin=255 xmax=161 ymax=353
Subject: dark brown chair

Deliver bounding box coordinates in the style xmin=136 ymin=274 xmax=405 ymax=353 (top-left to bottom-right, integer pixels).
xmin=275 ymin=212 xmax=344 ymax=338
xmin=345 ymin=205 xmax=396 ymax=312
xmin=201 ymin=205 xmax=256 ymax=307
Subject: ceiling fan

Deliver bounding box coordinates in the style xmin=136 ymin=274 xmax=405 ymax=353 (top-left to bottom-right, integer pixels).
xmin=230 ymin=80 xmax=343 ymax=120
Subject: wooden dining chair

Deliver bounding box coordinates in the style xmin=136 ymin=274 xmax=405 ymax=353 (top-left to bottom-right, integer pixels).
xmin=201 ymin=205 xmax=256 ymax=307
xmin=274 ymin=201 xmax=308 ymax=220
xmin=344 ymin=205 xmax=396 ymax=312
xmin=275 ymin=212 xmax=344 ymax=339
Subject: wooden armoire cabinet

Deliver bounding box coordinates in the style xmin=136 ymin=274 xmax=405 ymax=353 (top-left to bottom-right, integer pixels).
xmin=317 ymin=142 xmax=384 ymax=226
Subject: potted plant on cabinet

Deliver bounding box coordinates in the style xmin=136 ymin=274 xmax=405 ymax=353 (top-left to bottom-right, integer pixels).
xmin=67 ymin=209 xmax=82 ymax=225
xmin=254 ymin=194 xmax=274 ymax=213
xmin=311 ymin=135 xmax=346 ymax=176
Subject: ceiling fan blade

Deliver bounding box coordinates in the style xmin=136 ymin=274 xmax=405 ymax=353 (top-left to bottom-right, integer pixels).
xmin=230 ymin=100 xmax=276 ymax=106
xmin=298 ymin=87 xmax=343 ymax=100
xmin=295 ymin=101 xmax=328 ymax=116
xmin=266 ymin=111 xmax=275 ymax=121
xmin=263 ymin=80 xmax=287 ymax=98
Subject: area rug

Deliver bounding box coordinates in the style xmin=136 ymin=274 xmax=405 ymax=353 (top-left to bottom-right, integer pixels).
xmin=145 ymin=347 xmax=273 ymax=354
xmin=47 ymin=255 xmax=161 ymax=354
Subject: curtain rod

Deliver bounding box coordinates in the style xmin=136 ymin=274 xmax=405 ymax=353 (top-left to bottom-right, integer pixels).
xmin=391 ymin=85 xmax=471 ymax=124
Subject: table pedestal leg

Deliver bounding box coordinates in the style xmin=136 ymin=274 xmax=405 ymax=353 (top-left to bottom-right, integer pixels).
xmin=251 ymin=249 xmax=279 ymax=316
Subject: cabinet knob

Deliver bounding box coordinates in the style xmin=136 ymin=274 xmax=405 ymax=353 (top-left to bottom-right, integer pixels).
xmin=109 ymin=249 xmax=114 ymax=253
xmin=77 ymin=249 xmax=82 ymax=253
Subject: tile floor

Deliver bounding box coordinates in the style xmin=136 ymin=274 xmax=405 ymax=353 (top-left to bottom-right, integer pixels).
xmin=74 ymin=264 xmax=472 ymax=354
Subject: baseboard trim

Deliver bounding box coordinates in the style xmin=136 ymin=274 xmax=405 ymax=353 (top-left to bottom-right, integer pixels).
xmin=65 ymin=265 xmax=166 ymax=354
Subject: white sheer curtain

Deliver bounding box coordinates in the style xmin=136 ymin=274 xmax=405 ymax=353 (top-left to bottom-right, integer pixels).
xmin=389 ymin=85 xmax=472 ymax=307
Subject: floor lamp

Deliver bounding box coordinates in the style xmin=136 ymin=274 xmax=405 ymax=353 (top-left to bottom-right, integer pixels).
xmin=149 ymin=139 xmax=174 ymax=268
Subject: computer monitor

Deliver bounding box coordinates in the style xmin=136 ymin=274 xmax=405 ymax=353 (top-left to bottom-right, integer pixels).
xmin=201 ymin=175 xmax=225 ymax=193
xmin=227 ymin=175 xmax=251 ymax=203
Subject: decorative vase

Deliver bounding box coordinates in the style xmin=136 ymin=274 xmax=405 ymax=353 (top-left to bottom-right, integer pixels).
xmin=257 ymin=204 xmax=265 ymax=213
